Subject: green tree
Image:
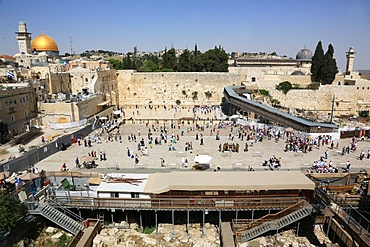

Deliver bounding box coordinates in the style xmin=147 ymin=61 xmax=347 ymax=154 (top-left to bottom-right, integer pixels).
xmin=276 ymin=81 xmax=292 ymax=94
xmin=271 ymin=99 xmax=281 ymax=106
xmin=311 ymin=41 xmax=325 ymax=82
xmin=123 ymin=53 xmax=133 ymax=69
xmin=178 ymin=49 xmax=192 ymax=72
xmin=162 ymin=48 xmax=177 ymax=71
xmin=191 ymin=91 xmax=198 ymax=100
xmin=0 ymin=191 xmax=21 ymax=233
xmin=259 ymin=89 xmax=269 ymax=96
xmin=321 ymin=44 xmax=338 ymax=84
xmin=201 ymin=46 xmax=228 ymax=72
xmin=191 ymin=44 xmax=202 ymax=72
xmin=204 ymin=91 xmax=212 ymax=99
xmin=108 ymin=59 xmax=123 ymax=70
xmin=140 ymin=60 xmax=158 ymax=72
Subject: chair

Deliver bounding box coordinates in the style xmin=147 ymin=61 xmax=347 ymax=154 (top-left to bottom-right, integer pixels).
xmin=60 ymin=178 xmax=75 ymax=191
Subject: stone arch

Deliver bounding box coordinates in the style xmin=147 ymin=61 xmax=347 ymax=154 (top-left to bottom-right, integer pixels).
xmin=58 ymin=117 xmax=68 ymax=123
xmin=251 ymin=77 xmax=256 ymax=82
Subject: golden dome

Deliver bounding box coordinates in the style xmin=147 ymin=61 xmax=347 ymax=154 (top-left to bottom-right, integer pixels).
xmin=31 ymin=32 xmax=59 ymax=52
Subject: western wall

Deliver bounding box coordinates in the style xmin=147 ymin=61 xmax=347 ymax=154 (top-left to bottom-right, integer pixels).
xmin=117 ymin=70 xmax=245 ymax=108
xmin=116 ymin=70 xmax=370 ymax=117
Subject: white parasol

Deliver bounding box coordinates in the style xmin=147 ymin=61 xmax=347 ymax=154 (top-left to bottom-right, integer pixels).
xmin=229 ymin=115 xmax=240 ymax=120
xmin=194 ymin=155 xmax=212 ymax=164
xmin=19 ymin=172 xmax=40 ymax=181
xmin=81 ymin=156 xmax=96 ymax=163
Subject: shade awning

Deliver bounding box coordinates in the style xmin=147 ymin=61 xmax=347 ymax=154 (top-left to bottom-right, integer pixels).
xmin=144 ymin=171 xmax=315 ymax=194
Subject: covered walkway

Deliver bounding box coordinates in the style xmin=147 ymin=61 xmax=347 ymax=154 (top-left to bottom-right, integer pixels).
xmin=223 ymin=86 xmax=338 ymax=133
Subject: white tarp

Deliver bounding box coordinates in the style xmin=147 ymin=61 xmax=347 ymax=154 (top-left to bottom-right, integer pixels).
xmin=194 ymin=155 xmax=212 ymax=164
xmin=49 ymin=119 xmax=87 ymax=130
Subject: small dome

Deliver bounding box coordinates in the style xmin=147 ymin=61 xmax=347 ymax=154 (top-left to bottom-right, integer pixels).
xmin=38 ymin=51 xmax=48 ymax=56
xmin=296 ymin=48 xmax=312 ymax=61
xmin=31 ymin=32 xmax=59 ymax=52
xmin=291 ymin=70 xmax=305 ymax=75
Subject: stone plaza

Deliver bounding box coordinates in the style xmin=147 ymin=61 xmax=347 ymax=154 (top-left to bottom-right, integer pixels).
xmin=28 ymin=108 xmax=369 ymax=175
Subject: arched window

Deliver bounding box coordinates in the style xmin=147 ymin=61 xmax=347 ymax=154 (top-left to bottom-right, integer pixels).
xmin=251 ymin=77 xmax=256 ymax=82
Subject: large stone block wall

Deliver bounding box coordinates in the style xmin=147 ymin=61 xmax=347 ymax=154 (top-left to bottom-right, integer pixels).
xmin=117 ymin=71 xmax=245 ymax=107
xmin=95 ymin=70 xmax=118 ymax=105
xmin=70 ymin=68 xmax=96 ymax=93
xmin=76 ymin=94 xmax=104 ymax=119
xmin=265 ymin=81 xmax=370 ymax=116
xmin=116 ymin=70 xmax=370 ymax=117
xmin=49 ymin=73 xmax=71 ymax=94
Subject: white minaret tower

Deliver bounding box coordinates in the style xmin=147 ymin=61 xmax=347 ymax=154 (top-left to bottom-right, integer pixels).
xmin=15 ymin=20 xmax=32 ymax=54
xmin=345 ymin=46 xmax=356 ymax=75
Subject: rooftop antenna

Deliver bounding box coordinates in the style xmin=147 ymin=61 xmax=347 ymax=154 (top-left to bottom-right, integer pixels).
xmin=69 ymin=34 xmax=73 ymax=55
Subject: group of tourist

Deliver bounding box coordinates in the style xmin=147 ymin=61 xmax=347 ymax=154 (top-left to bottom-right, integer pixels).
xmin=262 ymin=156 xmax=281 ymax=170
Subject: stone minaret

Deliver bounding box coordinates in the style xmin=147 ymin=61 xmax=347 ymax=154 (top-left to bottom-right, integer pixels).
xmin=16 ymin=20 xmax=32 ymax=54
xmin=345 ymin=46 xmax=356 ymax=75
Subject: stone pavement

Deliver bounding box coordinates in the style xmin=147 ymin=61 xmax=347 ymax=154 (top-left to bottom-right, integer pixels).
xmin=32 ymin=121 xmax=369 ymax=174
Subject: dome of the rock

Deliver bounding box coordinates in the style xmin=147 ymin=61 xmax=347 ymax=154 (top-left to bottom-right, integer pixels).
xmin=31 ymin=32 xmax=58 ymax=52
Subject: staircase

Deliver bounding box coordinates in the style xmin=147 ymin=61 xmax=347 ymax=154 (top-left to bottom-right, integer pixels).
xmin=30 ymin=200 xmax=84 ymax=235
xmin=236 ymin=201 xmax=312 ymax=243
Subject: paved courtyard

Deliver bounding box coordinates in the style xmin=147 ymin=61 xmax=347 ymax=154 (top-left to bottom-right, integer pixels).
xmin=1 ymin=106 xmax=368 ymax=175
xmin=31 ymin=121 xmax=369 ymax=174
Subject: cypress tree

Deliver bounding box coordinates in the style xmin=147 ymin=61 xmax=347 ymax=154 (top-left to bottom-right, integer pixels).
xmin=311 ymin=41 xmax=325 ymax=82
xmin=321 ymin=44 xmax=338 ymax=84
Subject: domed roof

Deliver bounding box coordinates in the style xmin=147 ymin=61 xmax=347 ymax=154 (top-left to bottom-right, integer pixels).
xmin=296 ymin=48 xmax=312 ymax=61
xmin=291 ymin=70 xmax=305 ymax=75
xmin=31 ymin=32 xmax=58 ymax=52
xmin=38 ymin=51 xmax=48 ymax=56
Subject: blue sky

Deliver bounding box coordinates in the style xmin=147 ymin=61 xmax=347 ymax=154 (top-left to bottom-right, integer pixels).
xmin=0 ymin=0 xmax=369 ymax=70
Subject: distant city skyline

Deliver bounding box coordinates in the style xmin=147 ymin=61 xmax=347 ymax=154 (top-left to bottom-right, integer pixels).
xmin=1 ymin=0 xmax=369 ymax=70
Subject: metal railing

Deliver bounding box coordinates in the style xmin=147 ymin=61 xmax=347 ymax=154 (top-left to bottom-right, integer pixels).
xmin=317 ymin=186 xmax=370 ymax=241
xmin=46 ymin=199 xmax=84 ymax=223
xmin=53 ymin=196 xmax=305 ymax=211
xmin=233 ymin=201 xmax=306 ymax=233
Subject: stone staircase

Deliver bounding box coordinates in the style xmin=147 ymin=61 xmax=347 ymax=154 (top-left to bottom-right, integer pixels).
xmin=236 ymin=201 xmax=312 ymax=243
xmin=30 ymin=199 xmax=84 ymax=235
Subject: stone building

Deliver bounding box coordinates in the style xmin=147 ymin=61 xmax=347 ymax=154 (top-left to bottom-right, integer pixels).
xmin=38 ymin=93 xmax=105 ymax=125
xmin=0 ymin=84 xmax=37 ymax=136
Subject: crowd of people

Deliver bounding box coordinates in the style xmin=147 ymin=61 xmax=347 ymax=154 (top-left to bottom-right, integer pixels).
xmin=58 ymin=111 xmax=370 ymax=173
